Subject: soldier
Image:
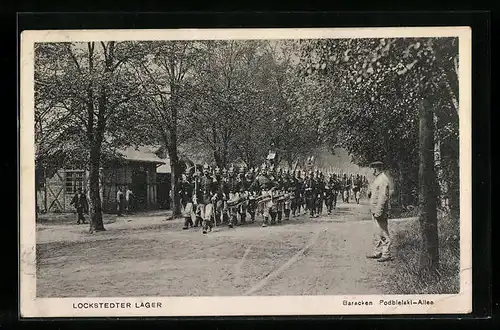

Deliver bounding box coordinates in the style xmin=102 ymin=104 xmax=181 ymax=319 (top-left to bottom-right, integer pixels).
xmin=249 ymin=163 xmax=277 ymax=227
xmin=304 ymin=170 xmax=316 ymax=218
xmin=180 ymin=170 xmax=195 ymax=230
xmin=214 ymin=166 xmax=228 ymax=225
xmin=301 ymin=170 xmax=308 ymax=215
xmin=353 ymin=174 xmax=362 ymax=204
xmin=70 ymin=188 xmax=89 ymax=224
xmin=235 ymin=166 xmax=249 ymax=225
xmin=274 ymin=167 xmax=285 ymax=223
xmin=192 ymin=168 xmax=203 ymax=227
xmin=282 ymin=170 xmax=293 ymax=221
xmin=332 ymin=173 xmax=341 ymax=210
xmin=362 ymin=175 xmax=369 ymax=199
xmin=342 ymin=173 xmax=350 ymax=203
xmin=315 ymin=171 xmax=325 ymax=216
xmin=196 ymin=164 xmax=218 ymax=234
xmin=267 ymin=165 xmax=279 ymax=224
xmin=245 ymin=168 xmax=257 ymax=223
xmin=290 ymin=170 xmax=300 ymax=217
xmin=324 ymin=173 xmax=334 ymax=215
xmin=225 ymin=165 xmax=240 ymax=228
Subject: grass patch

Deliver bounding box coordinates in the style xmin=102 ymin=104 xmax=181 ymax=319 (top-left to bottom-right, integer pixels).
xmin=389 ymin=213 xmax=460 ymax=294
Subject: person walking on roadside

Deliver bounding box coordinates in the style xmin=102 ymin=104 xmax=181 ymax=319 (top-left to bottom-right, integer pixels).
xmin=70 ymin=188 xmax=89 ymax=224
xmin=366 ymin=161 xmax=393 ymax=262
xmin=116 ymin=186 xmax=125 ymax=216
xmin=125 ymin=186 xmax=134 ymax=214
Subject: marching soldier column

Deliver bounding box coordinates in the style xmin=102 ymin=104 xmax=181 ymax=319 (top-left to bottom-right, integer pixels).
xmin=178 ymin=151 xmax=371 ymax=234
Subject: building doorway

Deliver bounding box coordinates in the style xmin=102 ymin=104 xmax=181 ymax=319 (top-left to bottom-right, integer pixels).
xmin=132 ymin=167 xmax=148 ymax=211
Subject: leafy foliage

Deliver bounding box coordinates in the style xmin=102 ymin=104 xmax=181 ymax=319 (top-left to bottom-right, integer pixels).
xmin=299 ymin=37 xmax=459 ymax=206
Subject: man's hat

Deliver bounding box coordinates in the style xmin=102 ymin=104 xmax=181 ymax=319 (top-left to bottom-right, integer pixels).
xmin=203 ymin=163 xmax=210 ymax=170
xmin=369 ymin=161 xmax=384 ymax=168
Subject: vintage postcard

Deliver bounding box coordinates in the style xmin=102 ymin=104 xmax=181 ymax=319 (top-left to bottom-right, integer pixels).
xmin=20 ymin=26 xmax=472 ymax=317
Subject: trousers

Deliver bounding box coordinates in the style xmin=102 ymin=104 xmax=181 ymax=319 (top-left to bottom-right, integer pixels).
xmin=372 ymin=213 xmax=391 ymax=257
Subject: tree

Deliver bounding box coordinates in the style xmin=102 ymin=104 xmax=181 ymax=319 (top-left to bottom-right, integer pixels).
xmin=129 ymin=40 xmax=206 ymax=216
xmin=419 ymin=97 xmax=439 ymax=273
xmin=35 ymin=41 xmax=145 ymax=232
xmin=183 ymin=40 xmax=272 ymax=168
xmin=300 ymin=37 xmax=460 ymax=273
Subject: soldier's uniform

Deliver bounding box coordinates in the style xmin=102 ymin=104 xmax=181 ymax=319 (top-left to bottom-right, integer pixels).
xmin=244 ymin=168 xmax=257 ymax=223
xmin=274 ymin=168 xmax=285 ymax=223
xmin=236 ymin=166 xmax=249 ymax=225
xmin=332 ymin=174 xmax=341 ymax=211
xmin=282 ymin=170 xmax=293 ymax=221
xmin=215 ymin=167 xmax=229 ymax=225
xmin=290 ymin=171 xmax=300 ymax=217
xmin=315 ymin=171 xmax=325 ymax=216
xmin=300 ymin=171 xmax=308 ymax=215
xmin=353 ymin=174 xmax=362 ymax=204
xmin=342 ymin=174 xmax=350 ymax=203
xmin=180 ymin=172 xmax=195 ymax=229
xmin=304 ymin=171 xmax=316 ymax=218
xmin=225 ymin=166 xmax=240 ymax=228
xmin=249 ymin=163 xmax=276 ymax=227
xmin=324 ymin=174 xmax=334 ymax=215
xmin=196 ymin=165 xmax=218 ymax=234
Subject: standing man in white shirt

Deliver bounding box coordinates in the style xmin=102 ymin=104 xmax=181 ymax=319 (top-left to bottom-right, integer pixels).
xmin=366 ymin=161 xmax=393 ymax=262
xmin=116 ymin=186 xmax=125 ymax=216
xmin=125 ymin=186 xmax=134 ymax=214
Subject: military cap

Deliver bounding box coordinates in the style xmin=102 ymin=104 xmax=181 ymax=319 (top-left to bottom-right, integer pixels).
xmin=369 ymin=161 xmax=384 ymax=168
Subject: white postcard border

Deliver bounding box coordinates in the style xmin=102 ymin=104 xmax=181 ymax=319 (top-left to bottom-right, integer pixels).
xmin=20 ymin=26 xmax=472 ymax=317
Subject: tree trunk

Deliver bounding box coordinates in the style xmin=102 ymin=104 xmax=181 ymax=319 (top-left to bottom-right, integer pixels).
xmin=43 ymin=166 xmax=47 ymax=213
xmin=418 ymin=98 xmax=439 ymax=273
xmin=213 ymin=150 xmax=223 ymax=168
xmin=168 ymin=147 xmax=182 ymax=217
xmin=441 ymin=135 xmax=460 ymax=220
xmin=169 ymin=82 xmax=182 ymax=217
xmin=89 ymin=147 xmax=105 ymax=232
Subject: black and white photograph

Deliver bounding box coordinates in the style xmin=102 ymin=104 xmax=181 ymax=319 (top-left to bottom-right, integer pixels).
xmin=20 ymin=27 xmax=472 ymax=317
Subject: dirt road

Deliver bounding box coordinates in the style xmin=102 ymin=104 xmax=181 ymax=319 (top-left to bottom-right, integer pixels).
xmin=36 ymin=202 xmax=409 ymax=297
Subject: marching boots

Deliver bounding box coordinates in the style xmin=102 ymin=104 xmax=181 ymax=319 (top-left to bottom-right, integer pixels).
xmin=240 ymin=214 xmax=246 ymax=225
xmin=284 ymin=209 xmax=290 ymax=220
xmin=270 ymin=211 xmax=277 ymax=225
xmin=202 ymin=219 xmax=213 ymax=234
xmin=250 ymin=212 xmax=256 ymax=223
xmin=223 ymin=213 xmax=229 ymax=224
xmin=194 ymin=216 xmax=203 ymax=227
xmin=182 ymin=217 xmax=191 ymax=230
xmin=262 ymin=216 xmax=269 ymax=227
xmin=228 ymin=215 xmax=236 ymax=228
xmin=277 ymin=211 xmax=282 ymax=223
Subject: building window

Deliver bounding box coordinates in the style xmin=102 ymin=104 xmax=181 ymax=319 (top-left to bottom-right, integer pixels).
xmin=65 ymin=170 xmax=85 ymax=194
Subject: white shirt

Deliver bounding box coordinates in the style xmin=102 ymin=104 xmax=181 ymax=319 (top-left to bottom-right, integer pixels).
xmin=369 ymin=172 xmax=391 ymax=216
xmin=126 ymin=189 xmax=133 ymax=201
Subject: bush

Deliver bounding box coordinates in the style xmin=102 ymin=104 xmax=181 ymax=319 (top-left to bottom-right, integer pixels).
xmin=388 ymin=213 xmax=460 ymax=294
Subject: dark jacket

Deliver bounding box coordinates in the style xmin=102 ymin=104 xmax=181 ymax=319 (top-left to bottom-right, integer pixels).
xmin=70 ymin=193 xmax=89 ymax=212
